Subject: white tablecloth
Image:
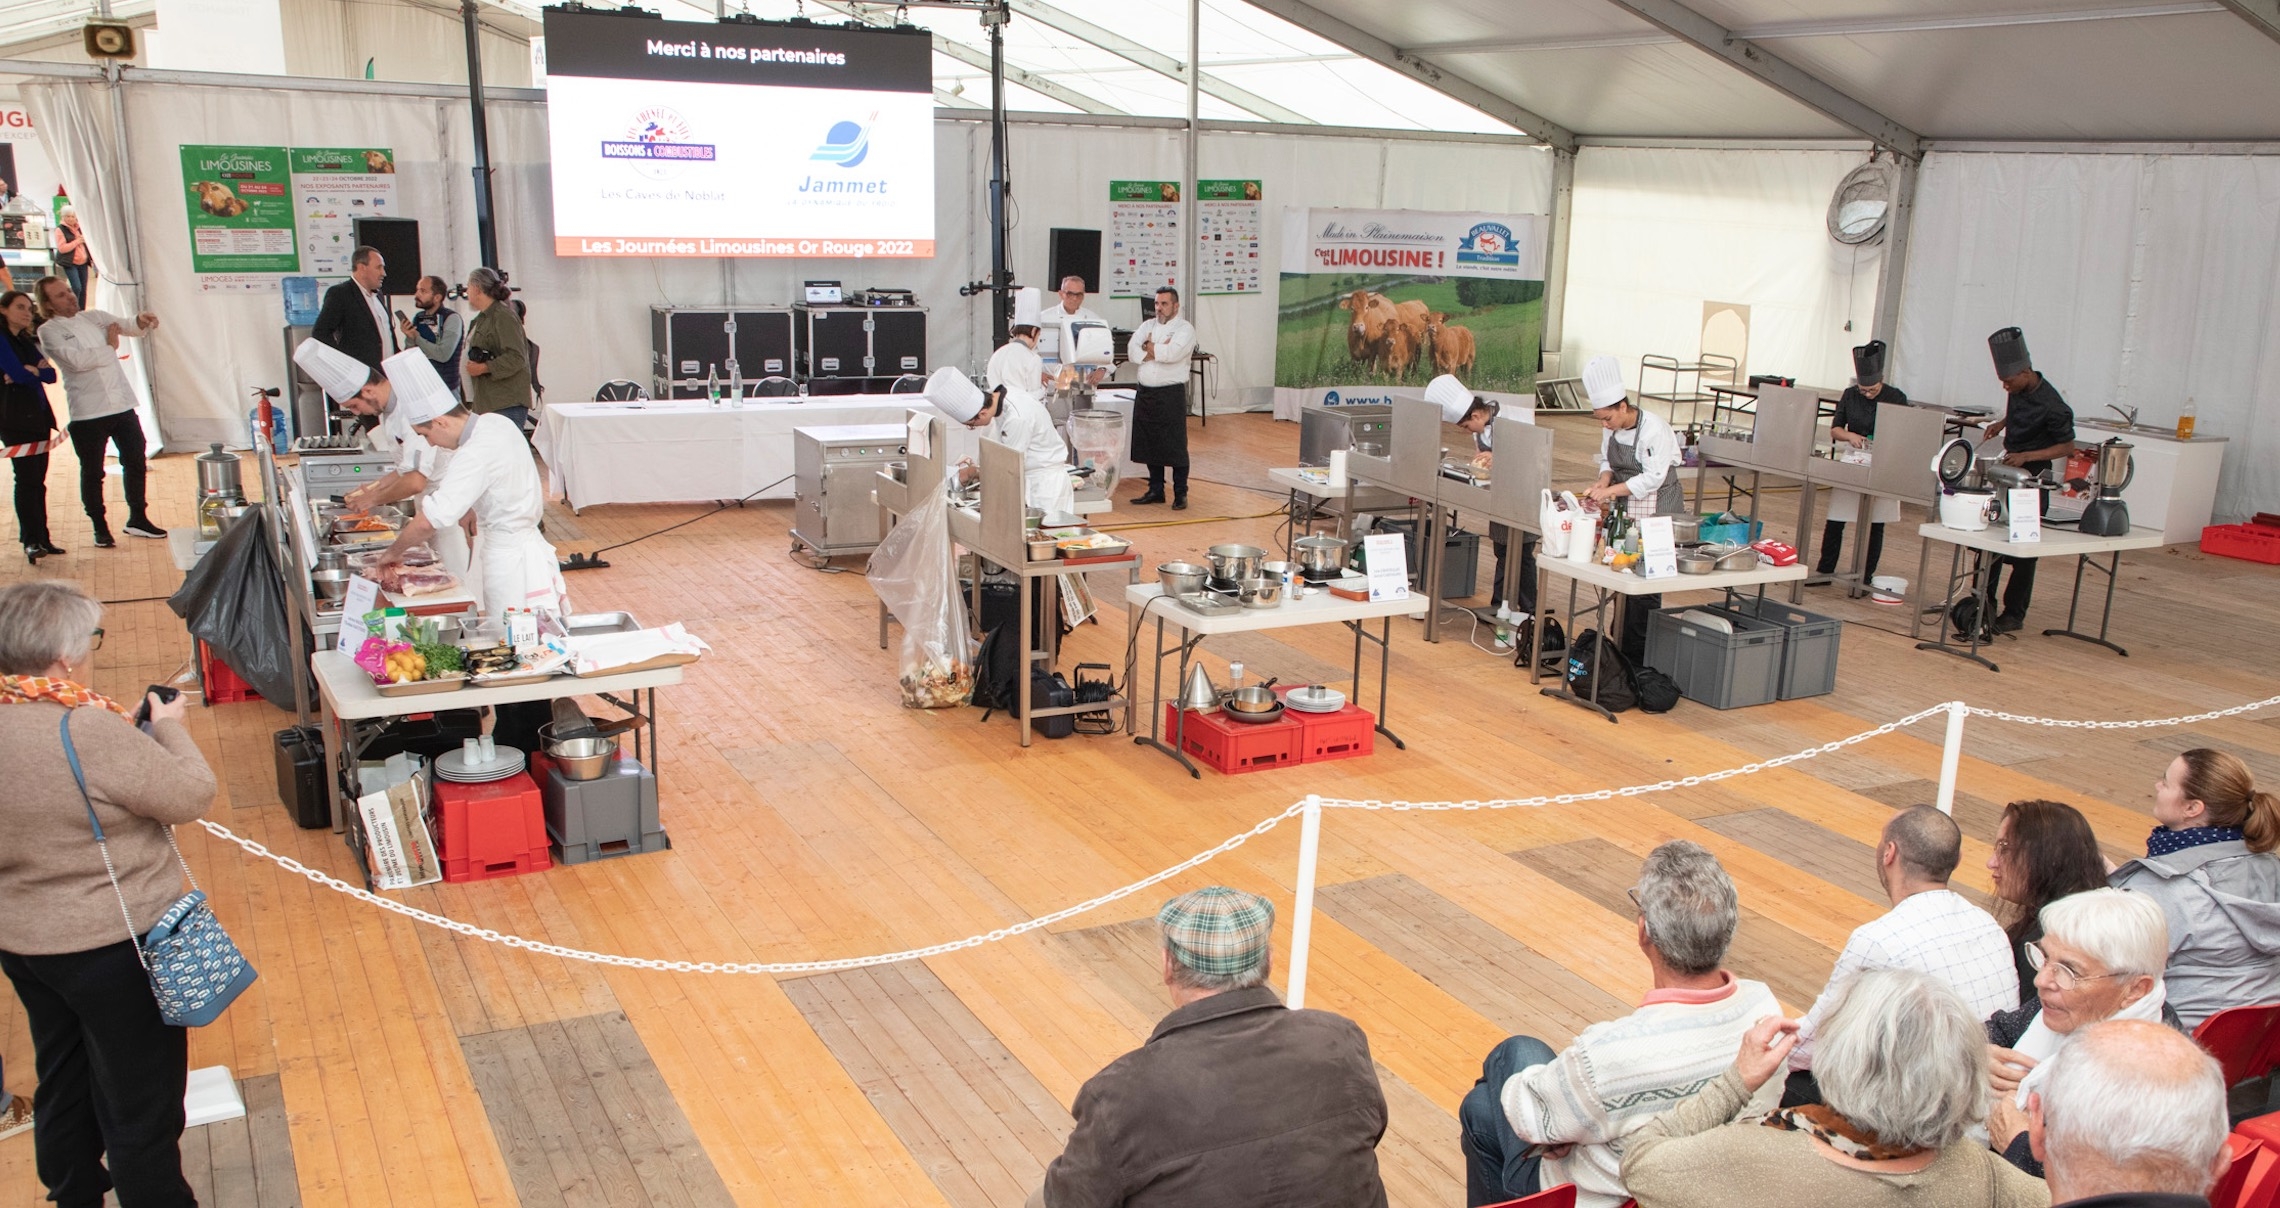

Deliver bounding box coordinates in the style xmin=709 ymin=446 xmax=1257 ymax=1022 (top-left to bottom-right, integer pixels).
xmin=535 ymin=394 xmax=945 ymax=510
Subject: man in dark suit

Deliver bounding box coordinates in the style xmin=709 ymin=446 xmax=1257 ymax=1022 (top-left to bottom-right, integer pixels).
xmin=311 ymin=246 xmax=395 ymax=368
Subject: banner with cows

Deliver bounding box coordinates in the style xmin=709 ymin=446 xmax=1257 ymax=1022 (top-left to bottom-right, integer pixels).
xmin=1276 ymin=207 xmax=1549 ymax=393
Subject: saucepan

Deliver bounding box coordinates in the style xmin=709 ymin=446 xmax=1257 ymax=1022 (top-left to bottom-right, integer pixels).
xmin=1204 ymin=543 xmax=1266 ymax=584
xmin=1238 ymin=576 xmax=1283 ymax=610
xmin=1222 ymin=678 xmax=1283 ymax=723
xmin=1290 ymin=535 xmax=1349 ymax=578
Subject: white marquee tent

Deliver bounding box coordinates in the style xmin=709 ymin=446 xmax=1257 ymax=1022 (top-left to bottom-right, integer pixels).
xmin=1 ymin=0 xmax=2275 ymax=517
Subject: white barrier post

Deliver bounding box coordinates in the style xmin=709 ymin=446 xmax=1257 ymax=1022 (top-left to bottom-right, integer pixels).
xmin=1936 ymin=701 xmax=1968 ymax=815
xmin=1286 ymin=795 xmax=1324 ymax=1010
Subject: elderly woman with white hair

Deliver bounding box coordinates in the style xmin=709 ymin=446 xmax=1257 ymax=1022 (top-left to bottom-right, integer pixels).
xmin=1622 ymin=968 xmax=2047 ymax=1208
xmin=1983 ymin=887 xmax=2179 ymax=1179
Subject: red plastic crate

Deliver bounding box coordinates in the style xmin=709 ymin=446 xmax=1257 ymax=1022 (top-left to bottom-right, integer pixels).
xmin=2202 ymin=523 xmax=2280 ymax=565
xmin=1274 ymin=687 xmax=1378 ymax=764
xmin=433 ymin=771 xmax=552 ymax=882
xmin=195 ymin=639 xmax=261 ymax=704
xmin=1162 ymin=704 xmax=1303 ymax=775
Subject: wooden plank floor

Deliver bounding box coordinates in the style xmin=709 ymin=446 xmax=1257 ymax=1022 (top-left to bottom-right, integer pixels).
xmin=3 ymin=408 xmax=2276 ymax=1206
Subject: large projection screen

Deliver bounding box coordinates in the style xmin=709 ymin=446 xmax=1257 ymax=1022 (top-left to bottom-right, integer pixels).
xmin=542 ymin=10 xmax=935 ymax=258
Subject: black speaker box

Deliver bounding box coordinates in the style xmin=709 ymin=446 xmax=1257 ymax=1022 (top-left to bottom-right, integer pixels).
xmin=352 ymin=217 xmax=421 ymax=296
xmin=1047 ymin=228 xmax=1101 ymax=294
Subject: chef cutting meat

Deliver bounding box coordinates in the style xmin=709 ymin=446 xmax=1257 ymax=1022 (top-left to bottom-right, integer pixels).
xmin=924 ymin=365 xmax=1076 ymax=517
xmin=292 ymin=338 xmax=471 ymax=580
xmin=369 ymin=349 xmax=565 ymax=619
xmin=985 ymin=287 xmax=1048 ymax=397
xmin=1579 ymin=355 xmax=1683 ymax=661
xmin=1816 ymin=340 xmax=1906 ymax=581
xmin=1427 ymin=372 xmax=1537 ymax=625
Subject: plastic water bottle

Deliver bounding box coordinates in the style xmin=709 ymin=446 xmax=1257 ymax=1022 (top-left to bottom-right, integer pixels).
xmin=1494 ymin=605 xmax=1513 ymax=648
xmin=2176 ymin=396 xmax=2196 ymax=440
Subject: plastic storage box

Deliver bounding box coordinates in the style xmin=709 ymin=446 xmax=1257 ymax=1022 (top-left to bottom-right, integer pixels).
xmin=1274 ymin=686 xmax=1377 ymax=764
xmin=196 ymin=640 xmax=260 ymax=704
xmin=1644 ymin=607 xmax=1785 ymax=710
xmin=1163 ymin=704 xmax=1304 ymax=775
xmin=433 ymin=772 xmax=552 ymax=882
xmin=1718 ymin=597 xmax=1843 ymax=700
xmin=1696 ymin=518 xmax=1764 ymax=547
xmin=2201 ymin=523 xmax=2280 ymax=565
xmin=538 ymin=756 xmax=669 ymax=865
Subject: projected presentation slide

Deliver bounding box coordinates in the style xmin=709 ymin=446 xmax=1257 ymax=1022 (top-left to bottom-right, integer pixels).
xmin=543 ymin=11 xmax=935 ymax=258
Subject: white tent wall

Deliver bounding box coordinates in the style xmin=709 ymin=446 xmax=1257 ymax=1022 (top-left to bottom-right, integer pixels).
xmin=1558 ymin=145 xmax=1883 ymax=394
xmin=1895 ymin=149 xmax=2280 ymax=522
xmin=279 ymin=0 xmax=535 ymax=87
xmin=35 ymin=71 xmax=1555 ymax=449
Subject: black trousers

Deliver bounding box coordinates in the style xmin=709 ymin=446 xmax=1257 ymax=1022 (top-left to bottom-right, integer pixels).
xmin=1486 ymin=524 xmax=1538 ymax=614
xmin=1816 ymin=518 xmax=1885 ymax=577
xmin=11 ymin=451 xmax=50 ymax=546
xmin=1986 ymin=555 xmax=2037 ymax=621
xmin=1 ymin=941 xmax=195 ymax=1208
xmin=66 ymin=411 xmax=149 ymax=528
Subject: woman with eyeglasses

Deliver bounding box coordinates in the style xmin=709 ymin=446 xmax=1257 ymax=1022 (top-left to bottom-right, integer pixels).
xmin=1984 ymin=798 xmax=2109 ymax=1003
xmin=1980 ymin=887 xmax=2180 ymax=1178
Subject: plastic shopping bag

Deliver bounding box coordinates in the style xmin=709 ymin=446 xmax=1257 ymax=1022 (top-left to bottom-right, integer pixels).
xmin=1540 ymin=489 xmax=1587 ymax=561
xmin=866 ymin=491 xmax=976 ymax=708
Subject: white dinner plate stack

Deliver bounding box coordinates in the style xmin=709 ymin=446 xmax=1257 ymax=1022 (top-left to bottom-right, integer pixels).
xmin=1284 ymin=685 xmax=1347 ymax=714
xmin=435 ymin=747 xmax=528 ymax=784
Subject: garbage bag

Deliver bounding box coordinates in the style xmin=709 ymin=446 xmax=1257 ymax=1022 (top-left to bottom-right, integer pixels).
xmin=866 ymin=490 xmax=975 ymax=708
xmin=168 ymin=511 xmax=305 ymax=711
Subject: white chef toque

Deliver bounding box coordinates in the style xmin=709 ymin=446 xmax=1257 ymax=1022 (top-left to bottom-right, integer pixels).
xmin=1011 ymin=287 xmax=1042 ymax=330
xmin=1424 ymin=374 xmax=1475 ymax=424
xmin=1583 ymin=355 xmax=1629 ymax=410
xmin=383 ymin=349 xmax=459 ymax=425
xmin=923 ymin=366 xmax=987 ymax=423
xmin=294 ymin=338 xmax=373 ymax=403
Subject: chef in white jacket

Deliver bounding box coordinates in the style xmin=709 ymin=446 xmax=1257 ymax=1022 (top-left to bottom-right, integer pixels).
xmin=370 ymin=350 xmax=566 ymax=618
xmin=1037 ymin=275 xmax=1107 ymax=385
xmin=923 ymin=366 xmax=1075 ymax=517
xmin=985 ymin=287 xmax=1047 ymax=397
xmin=293 ymin=338 xmax=472 ymax=580
xmin=1577 ymin=354 xmax=1683 ymax=661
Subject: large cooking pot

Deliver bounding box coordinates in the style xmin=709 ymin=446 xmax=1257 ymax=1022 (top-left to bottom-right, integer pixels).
xmin=1204 ymin=543 xmax=1266 ymax=583
xmin=196 ymin=443 xmax=243 ymax=498
xmin=1290 ymin=535 xmax=1349 ymax=577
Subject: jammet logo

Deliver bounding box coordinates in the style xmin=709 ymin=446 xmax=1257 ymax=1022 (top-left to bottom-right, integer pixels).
xmin=811 ymin=117 xmax=874 ymax=169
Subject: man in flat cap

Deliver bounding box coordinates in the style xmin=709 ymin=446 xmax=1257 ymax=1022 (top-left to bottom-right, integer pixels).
xmin=1978 ymin=327 xmax=2077 ymax=632
xmin=1028 ymin=886 xmax=1389 ymax=1208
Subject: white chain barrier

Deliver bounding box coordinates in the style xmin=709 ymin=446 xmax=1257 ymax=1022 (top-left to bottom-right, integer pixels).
xmin=193 ymin=691 xmax=2280 ymax=977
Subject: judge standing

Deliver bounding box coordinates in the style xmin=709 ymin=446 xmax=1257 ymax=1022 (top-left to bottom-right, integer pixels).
xmin=293 ymin=339 xmax=470 ymax=580
xmin=986 ymin=287 xmax=1048 ymax=398
xmin=1038 ymin=275 xmax=1107 ymax=385
xmin=924 ymin=366 xmax=1075 ymax=517
xmin=370 ymin=351 xmax=563 ymax=619
xmin=1978 ymin=328 xmax=2076 ymax=633
xmin=310 ymin=246 xmax=394 ymax=369
xmin=1579 ymin=355 xmax=1683 ymax=662
xmin=1126 ymin=287 xmax=1196 ymax=510
xmin=1815 ymin=340 xmax=1906 ymax=580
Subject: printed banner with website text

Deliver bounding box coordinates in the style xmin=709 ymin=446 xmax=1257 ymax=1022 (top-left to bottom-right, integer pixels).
xmin=1277 ymin=206 xmax=1548 ymax=392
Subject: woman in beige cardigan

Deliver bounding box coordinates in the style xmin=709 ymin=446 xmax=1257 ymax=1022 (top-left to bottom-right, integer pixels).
xmin=0 ymin=580 xmax=216 ymax=1208
xmin=1622 ymin=968 xmax=2049 ymax=1208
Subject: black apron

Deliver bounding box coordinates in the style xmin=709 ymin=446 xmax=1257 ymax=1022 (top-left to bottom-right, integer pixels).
xmin=1129 ymin=382 xmax=1189 ymax=467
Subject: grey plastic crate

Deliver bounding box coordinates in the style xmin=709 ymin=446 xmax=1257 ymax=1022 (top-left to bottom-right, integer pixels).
xmin=1645 ymin=607 xmax=1785 ymax=710
xmin=1719 ymin=597 xmax=1843 ymax=700
xmin=541 ymin=758 xmax=670 ymax=864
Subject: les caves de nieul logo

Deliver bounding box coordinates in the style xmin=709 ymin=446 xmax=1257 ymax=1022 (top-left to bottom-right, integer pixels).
xmin=799 ymin=115 xmax=889 ymax=196
xmin=602 ymin=107 xmax=715 ymax=180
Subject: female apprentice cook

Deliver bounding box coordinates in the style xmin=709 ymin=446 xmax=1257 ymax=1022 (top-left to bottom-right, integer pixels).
xmin=985 ymin=287 xmax=1047 ymax=398
xmin=1426 ymin=373 xmax=1537 ymax=624
xmin=923 ymin=366 xmax=1076 ymax=517
xmin=293 ymin=339 xmax=471 ymax=580
xmin=1817 ymin=340 xmax=1905 ymax=580
xmin=370 ymin=349 xmax=565 ymax=618
xmin=1579 ymin=354 xmax=1683 ymax=661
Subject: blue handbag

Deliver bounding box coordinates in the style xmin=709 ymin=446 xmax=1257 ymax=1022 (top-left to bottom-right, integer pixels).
xmin=61 ymin=711 xmax=257 ymax=1027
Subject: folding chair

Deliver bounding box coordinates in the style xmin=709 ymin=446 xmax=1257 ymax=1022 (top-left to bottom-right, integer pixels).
xmin=593 ymin=379 xmax=647 ymax=402
xmin=888 ymin=373 xmax=927 ymax=394
xmin=2199 ymin=1004 xmax=2280 ymax=1089
xmin=2213 ymin=1132 xmax=2267 ymax=1208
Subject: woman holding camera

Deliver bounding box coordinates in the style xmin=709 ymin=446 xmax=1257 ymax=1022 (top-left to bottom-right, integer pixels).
xmin=462 ymin=267 xmax=531 ymax=433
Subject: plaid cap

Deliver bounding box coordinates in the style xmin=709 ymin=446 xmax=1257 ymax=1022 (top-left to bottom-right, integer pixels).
xmin=1157 ymin=887 xmax=1275 ymax=977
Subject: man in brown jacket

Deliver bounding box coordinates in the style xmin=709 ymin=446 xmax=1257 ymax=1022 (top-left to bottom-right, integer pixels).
xmin=1028 ymin=886 xmax=1390 ymax=1208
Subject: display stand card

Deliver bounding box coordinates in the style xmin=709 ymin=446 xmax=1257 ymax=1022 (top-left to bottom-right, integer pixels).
xmin=2008 ymin=489 xmax=2042 ymax=543
xmin=1362 ymin=532 xmax=1410 ymax=601
xmin=1637 ymin=515 xmax=1679 ymax=580
xmin=338 ymin=574 xmax=381 ymax=648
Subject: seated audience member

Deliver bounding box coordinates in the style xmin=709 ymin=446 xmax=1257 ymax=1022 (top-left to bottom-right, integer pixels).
xmin=2109 ymin=748 xmax=2280 ymax=1029
xmin=2028 ymin=1018 xmax=2231 ymax=1208
xmin=1623 ymin=969 xmax=2047 ymax=1208
xmin=1785 ymin=807 xmax=2018 ymax=1106
xmin=1027 ymin=887 xmax=1388 ymax=1208
xmin=1985 ymin=888 xmax=2180 ymax=1177
xmin=1459 ymin=841 xmax=1781 ymax=1208
xmin=1989 ymin=799 xmax=2111 ymax=1000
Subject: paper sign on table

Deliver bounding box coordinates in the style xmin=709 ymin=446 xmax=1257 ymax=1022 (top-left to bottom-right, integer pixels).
xmin=338 ymin=574 xmax=381 ymax=647
xmin=1637 ymin=515 xmax=1679 ymax=580
xmin=2008 ymin=489 xmax=2042 ymax=543
xmin=1362 ymin=532 xmax=1410 ymax=602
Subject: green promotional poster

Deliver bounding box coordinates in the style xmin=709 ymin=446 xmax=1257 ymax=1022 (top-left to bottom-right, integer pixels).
xmin=288 ymin=147 xmax=399 ymax=278
xmin=179 ymin=144 xmax=297 ymax=275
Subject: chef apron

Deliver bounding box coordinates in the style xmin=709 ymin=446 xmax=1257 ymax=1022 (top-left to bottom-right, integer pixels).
xmin=1128 ymin=384 xmax=1190 ymax=468
xmin=1024 ymin=464 xmax=1077 ymax=519
xmin=1606 ymin=422 xmax=1677 ymax=661
xmin=476 ymin=524 xmax=567 ymax=619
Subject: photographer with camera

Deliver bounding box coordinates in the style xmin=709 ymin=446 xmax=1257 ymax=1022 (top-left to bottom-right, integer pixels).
xmin=461 ymin=267 xmax=531 ymax=433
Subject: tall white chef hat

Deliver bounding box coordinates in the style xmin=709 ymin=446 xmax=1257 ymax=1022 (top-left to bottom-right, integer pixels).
xmin=1424 ymin=374 xmax=1475 ymax=424
xmin=1582 ymin=355 xmax=1629 ymax=410
xmin=923 ymin=366 xmax=987 ymax=423
xmin=294 ymin=338 xmax=373 ymax=403
xmin=383 ymin=349 xmax=459 ymax=425
xmin=1011 ymin=287 xmax=1042 ymax=331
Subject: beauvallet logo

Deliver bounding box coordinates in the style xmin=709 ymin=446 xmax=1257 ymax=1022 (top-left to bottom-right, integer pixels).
xmin=811 ymin=117 xmax=875 ymax=168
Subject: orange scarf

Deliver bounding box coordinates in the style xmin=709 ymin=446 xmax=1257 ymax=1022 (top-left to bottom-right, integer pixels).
xmin=0 ymin=675 xmax=132 ymax=717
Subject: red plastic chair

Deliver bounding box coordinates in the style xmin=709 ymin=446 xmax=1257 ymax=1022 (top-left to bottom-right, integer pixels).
xmin=2199 ymin=1004 xmax=2280 ymax=1089
xmin=1483 ymin=1187 xmax=1576 ymax=1208
xmin=2217 ymin=1131 xmax=2280 ymax=1208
